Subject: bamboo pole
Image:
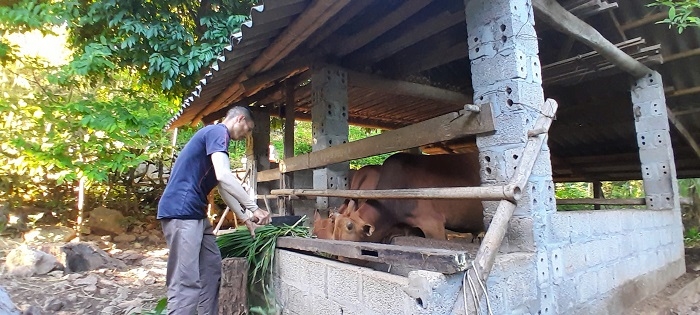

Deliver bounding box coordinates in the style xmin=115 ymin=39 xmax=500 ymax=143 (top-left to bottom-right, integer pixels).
xmin=556 ymin=198 xmax=645 ymax=205
xmin=473 ymin=99 xmax=558 ymax=282
xmin=270 ymin=185 xmax=520 ymax=201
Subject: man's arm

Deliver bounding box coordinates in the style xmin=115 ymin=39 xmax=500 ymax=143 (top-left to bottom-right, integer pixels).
xmin=211 ymin=152 xmax=258 ymax=214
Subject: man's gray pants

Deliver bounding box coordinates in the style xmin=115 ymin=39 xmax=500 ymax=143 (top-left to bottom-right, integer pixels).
xmin=161 ymin=218 xmax=221 ymax=315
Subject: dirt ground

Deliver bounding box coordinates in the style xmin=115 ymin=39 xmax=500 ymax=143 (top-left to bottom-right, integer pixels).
xmin=626 ymin=247 xmax=700 ymax=315
xmin=2 ymin=236 xmax=700 ymax=314
xmin=0 ymin=236 xmax=168 ymax=315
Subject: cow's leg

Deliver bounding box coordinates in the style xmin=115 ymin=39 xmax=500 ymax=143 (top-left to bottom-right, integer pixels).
xmin=404 ymin=206 xmax=447 ymax=240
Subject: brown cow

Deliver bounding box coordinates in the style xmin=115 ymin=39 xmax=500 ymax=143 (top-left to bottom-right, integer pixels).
xmin=333 ymin=152 xmax=484 ymax=243
xmin=312 ymin=165 xmax=381 ymax=238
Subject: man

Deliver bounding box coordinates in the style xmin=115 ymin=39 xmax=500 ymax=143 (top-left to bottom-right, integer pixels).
xmin=157 ymin=106 xmax=271 ymax=315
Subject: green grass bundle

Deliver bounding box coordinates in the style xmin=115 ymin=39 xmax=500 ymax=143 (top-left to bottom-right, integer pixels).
xmin=216 ymin=216 xmax=310 ymax=286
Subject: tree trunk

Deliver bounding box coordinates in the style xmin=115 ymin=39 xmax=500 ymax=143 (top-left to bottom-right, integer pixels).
xmin=219 ymin=258 xmax=249 ymax=315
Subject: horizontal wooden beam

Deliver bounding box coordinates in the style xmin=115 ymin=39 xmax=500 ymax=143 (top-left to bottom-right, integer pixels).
xmin=346 ymin=68 xmax=472 ymax=104
xmin=666 ymin=85 xmax=700 ymax=98
xmin=663 ymin=47 xmax=700 ymax=63
xmin=276 ymin=237 xmax=470 ymax=274
xmin=257 ymin=169 xmax=280 ymax=182
xmin=270 ymin=185 xmax=520 ymax=201
xmin=556 ymin=198 xmax=645 ymax=205
xmin=279 ymin=105 xmax=494 ymax=173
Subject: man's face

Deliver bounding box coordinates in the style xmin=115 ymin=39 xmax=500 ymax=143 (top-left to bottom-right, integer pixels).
xmin=230 ymin=115 xmax=254 ymax=140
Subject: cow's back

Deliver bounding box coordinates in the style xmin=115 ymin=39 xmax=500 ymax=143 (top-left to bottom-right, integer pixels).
xmin=375 ymin=153 xmax=484 ymax=234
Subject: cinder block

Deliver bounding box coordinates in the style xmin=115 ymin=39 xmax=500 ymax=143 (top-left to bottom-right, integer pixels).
xmin=576 ymin=271 xmax=598 ymax=303
xmin=304 ymin=259 xmax=328 ymax=297
xmin=569 ymin=212 xmax=592 ymax=243
xmin=562 ymin=244 xmax=587 ymax=275
xmin=327 ymin=263 xmax=363 ymax=306
xmin=536 ymin=251 xmax=550 ymax=285
xmin=311 ymin=294 xmax=343 ymax=315
xmin=404 ymin=271 xmax=462 ymax=315
xmin=537 ymin=284 xmax=556 ymax=315
xmin=550 ymin=248 xmax=564 ymax=283
xmin=597 ymin=266 xmax=614 ymax=294
xmin=360 ymin=269 xmax=411 ymax=314
xmin=583 ymin=241 xmax=603 ymax=268
xmin=554 ymin=280 xmax=578 ymax=313
xmin=283 ymin=282 xmax=312 ymax=314
xmin=503 ymin=216 xmax=536 ymax=252
xmin=549 ymin=213 xmax=572 ymax=243
xmin=275 ymin=250 xmax=307 ymax=287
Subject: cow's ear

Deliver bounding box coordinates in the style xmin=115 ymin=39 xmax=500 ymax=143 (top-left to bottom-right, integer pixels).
xmin=346 ymin=199 xmax=357 ymax=213
xmin=313 ymin=209 xmax=321 ymax=221
xmin=362 ymin=224 xmax=375 ymax=237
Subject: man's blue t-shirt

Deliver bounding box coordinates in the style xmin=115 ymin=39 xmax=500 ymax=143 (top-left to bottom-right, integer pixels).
xmin=157 ymin=124 xmax=230 ymax=220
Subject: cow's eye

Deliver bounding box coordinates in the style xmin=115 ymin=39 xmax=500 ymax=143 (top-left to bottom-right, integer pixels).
xmin=346 ymin=221 xmax=354 ymax=231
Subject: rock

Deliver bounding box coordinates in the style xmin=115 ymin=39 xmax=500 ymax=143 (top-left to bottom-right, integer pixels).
xmin=43 ymin=297 xmax=65 ymax=312
xmin=113 ymin=234 xmax=136 ymax=243
xmin=73 ymin=274 xmax=98 ymax=286
xmin=131 ymin=226 xmax=144 ymax=234
xmin=143 ymin=276 xmax=156 ymax=285
xmin=147 ymin=235 xmax=161 ymax=244
xmin=87 ymin=207 xmax=126 ymax=235
xmin=47 ymin=270 xmax=63 ymax=278
xmin=4 ymin=245 xmax=62 ymax=277
xmin=136 ymin=235 xmax=147 ymax=241
xmin=100 ymin=306 xmax=117 ymax=314
xmin=61 ymin=242 xmax=126 ymax=273
xmin=0 ymin=286 xmax=20 ymax=315
xmin=99 ymin=288 xmax=110 ymax=295
xmin=65 ymin=294 xmax=77 ymax=303
xmin=66 ymin=273 xmax=81 ymax=281
xmin=79 ymin=225 xmax=91 ymax=235
xmin=83 ymin=284 xmax=97 ymax=292
xmin=36 ymin=243 xmax=67 ymax=266
xmin=20 ymin=305 xmax=42 ymax=315
xmin=133 ymin=243 xmax=142 ymax=249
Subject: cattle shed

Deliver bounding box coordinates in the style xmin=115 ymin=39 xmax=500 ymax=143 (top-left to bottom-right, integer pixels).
xmin=167 ymin=0 xmax=699 ymax=314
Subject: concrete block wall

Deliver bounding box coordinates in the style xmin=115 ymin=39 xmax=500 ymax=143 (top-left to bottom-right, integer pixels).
xmin=546 ymin=209 xmax=685 ymax=314
xmin=273 ymin=250 xmax=541 ymax=315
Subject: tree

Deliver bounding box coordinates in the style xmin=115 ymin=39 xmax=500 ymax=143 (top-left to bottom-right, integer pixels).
xmin=649 ymin=0 xmax=700 ymax=33
xmin=1 ymin=0 xmax=256 ymax=96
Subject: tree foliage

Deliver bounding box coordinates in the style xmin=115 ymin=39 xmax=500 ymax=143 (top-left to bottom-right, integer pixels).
xmin=649 ymin=0 xmax=700 ymax=33
xmin=1 ymin=0 xmax=256 ymax=95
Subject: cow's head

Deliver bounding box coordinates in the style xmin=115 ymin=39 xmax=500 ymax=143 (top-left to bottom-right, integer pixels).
xmin=333 ymin=199 xmax=379 ymax=242
xmin=312 ymin=209 xmax=337 ymax=239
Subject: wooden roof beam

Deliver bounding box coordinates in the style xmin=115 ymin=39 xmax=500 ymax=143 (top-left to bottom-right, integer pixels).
xmin=344 ymin=68 xmax=472 ymax=104
xmin=189 ymin=0 xmax=352 ymax=125
xmin=620 ymin=11 xmax=667 ymax=32
xmin=326 ymin=0 xmax=432 ymax=57
xmin=349 ymin=9 xmax=466 ymax=66
xmin=667 ymin=108 xmax=700 ymax=159
xmin=533 ymin=0 xmax=652 ymax=79
xmin=305 ymin=1 xmax=374 ymax=49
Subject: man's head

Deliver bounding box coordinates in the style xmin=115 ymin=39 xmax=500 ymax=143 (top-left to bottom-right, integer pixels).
xmin=222 ymin=106 xmax=255 ymax=140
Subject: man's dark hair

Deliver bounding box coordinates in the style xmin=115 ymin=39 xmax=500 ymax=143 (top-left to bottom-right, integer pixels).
xmin=225 ymin=106 xmax=254 ymax=122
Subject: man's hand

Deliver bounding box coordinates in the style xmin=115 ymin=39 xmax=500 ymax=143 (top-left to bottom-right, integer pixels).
xmin=244 ymin=219 xmax=260 ymax=238
xmin=252 ymin=208 xmax=271 ymax=225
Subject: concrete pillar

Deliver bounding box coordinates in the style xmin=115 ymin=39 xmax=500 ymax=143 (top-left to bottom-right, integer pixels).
xmin=246 ymin=108 xmax=271 ymax=207
xmin=311 ymin=65 xmax=350 ymax=209
xmin=631 ymin=71 xmax=680 ymax=210
xmin=630 ymin=71 xmax=685 ymax=267
xmin=465 ymin=0 xmax=557 ymax=313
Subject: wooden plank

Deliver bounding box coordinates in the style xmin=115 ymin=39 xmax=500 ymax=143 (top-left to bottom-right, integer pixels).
xmin=666 ymin=85 xmax=700 ymax=98
xmin=257 ymin=169 xmax=280 ymax=182
xmin=556 ymin=198 xmax=646 ymax=205
xmin=662 ymin=47 xmax=700 ymax=63
xmin=306 ymin=1 xmax=374 ymax=49
xmin=346 ymin=68 xmax=472 ymax=104
xmin=278 ymin=104 xmax=494 ymax=173
xmin=270 ymin=185 xmax=518 ymax=201
xmin=667 ymin=108 xmax=700 ymax=159
xmin=276 ymin=237 xmax=470 ymax=274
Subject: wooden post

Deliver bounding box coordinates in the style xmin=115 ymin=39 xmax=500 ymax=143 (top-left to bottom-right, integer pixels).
xmin=246 ymin=108 xmax=271 ymax=211
xmin=219 ymin=258 xmax=249 ymax=315
xmin=593 ymin=181 xmax=603 ymax=210
xmin=282 ymin=80 xmax=296 ymax=216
